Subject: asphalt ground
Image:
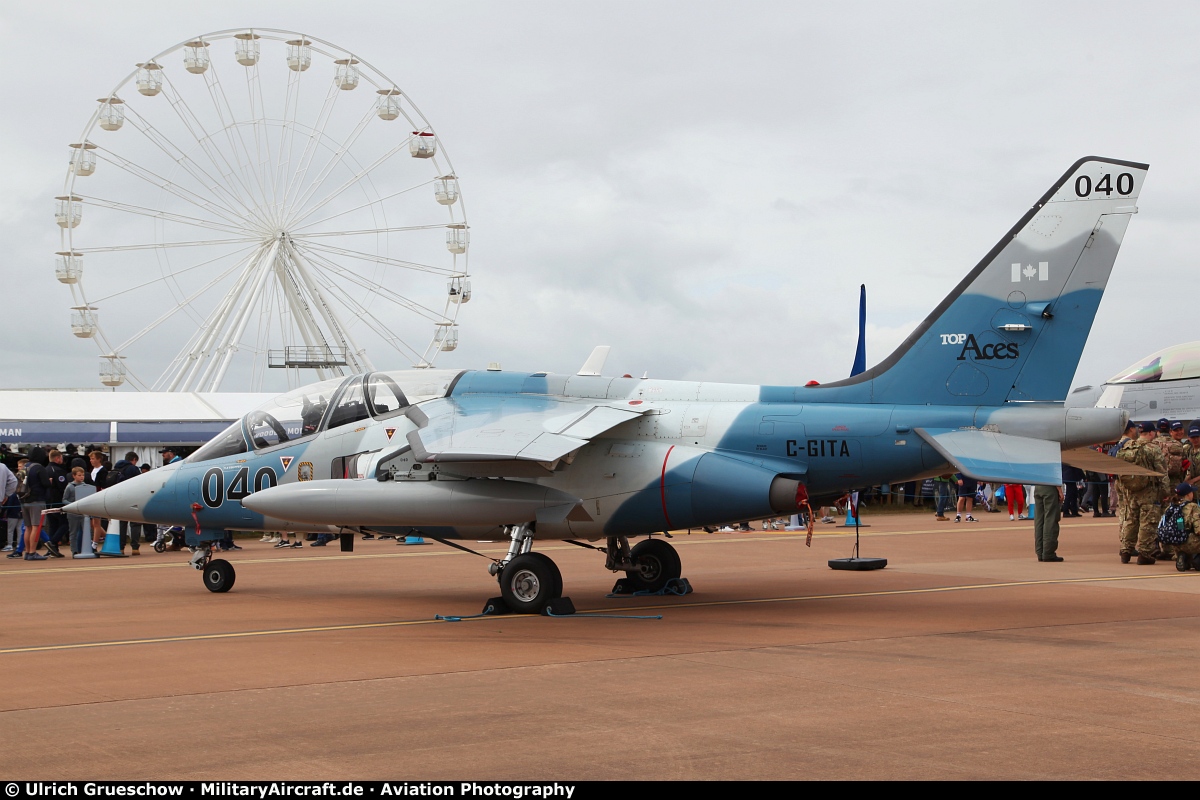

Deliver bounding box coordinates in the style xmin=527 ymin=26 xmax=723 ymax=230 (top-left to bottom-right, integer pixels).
xmin=3 ymin=510 xmax=1200 ymax=780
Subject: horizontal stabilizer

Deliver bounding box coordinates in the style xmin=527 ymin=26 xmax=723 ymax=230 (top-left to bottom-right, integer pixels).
xmin=916 ymin=427 xmax=1063 ymax=485
xmin=1060 ymin=447 xmax=1163 ymax=477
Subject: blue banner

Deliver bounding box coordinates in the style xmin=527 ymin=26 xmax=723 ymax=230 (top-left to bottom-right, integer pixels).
xmin=116 ymin=421 xmax=233 ymax=443
xmin=0 ymin=421 xmax=110 ymax=444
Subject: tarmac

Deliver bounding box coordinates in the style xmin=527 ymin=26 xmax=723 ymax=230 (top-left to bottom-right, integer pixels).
xmin=4 ymin=509 xmax=1200 ymax=780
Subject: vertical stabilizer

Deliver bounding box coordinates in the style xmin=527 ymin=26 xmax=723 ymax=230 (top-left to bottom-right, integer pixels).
xmin=811 ymin=157 xmax=1147 ymax=405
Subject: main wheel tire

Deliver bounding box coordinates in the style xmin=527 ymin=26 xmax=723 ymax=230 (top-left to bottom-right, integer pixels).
xmin=626 ymin=538 xmax=682 ymax=593
xmin=498 ymin=552 xmax=562 ymax=614
xmin=203 ymin=558 xmax=236 ymax=593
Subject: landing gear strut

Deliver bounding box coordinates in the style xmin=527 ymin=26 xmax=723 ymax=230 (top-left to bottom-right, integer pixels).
xmin=191 ymin=544 xmax=236 ymax=593
xmin=499 ymin=552 xmax=563 ymax=614
xmin=487 ymin=524 xmax=563 ymax=614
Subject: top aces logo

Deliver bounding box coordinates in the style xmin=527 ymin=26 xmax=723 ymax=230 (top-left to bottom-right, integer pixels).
xmin=940 ymin=333 xmax=1019 ymax=362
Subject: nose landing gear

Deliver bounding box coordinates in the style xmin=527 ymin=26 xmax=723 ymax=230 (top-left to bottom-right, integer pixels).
xmin=191 ymin=544 xmax=236 ymax=593
xmin=488 ymin=523 xmax=564 ymax=614
xmin=498 ymin=551 xmax=563 ymax=614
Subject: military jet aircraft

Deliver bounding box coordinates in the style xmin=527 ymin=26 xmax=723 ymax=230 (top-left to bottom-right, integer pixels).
xmin=69 ymin=156 xmax=1151 ymax=613
xmin=1067 ymin=340 xmax=1200 ymax=426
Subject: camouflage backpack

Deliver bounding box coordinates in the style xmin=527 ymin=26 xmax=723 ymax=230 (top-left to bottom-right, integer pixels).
xmin=1116 ymin=441 xmax=1151 ymax=492
xmin=1160 ymin=439 xmax=1186 ymax=476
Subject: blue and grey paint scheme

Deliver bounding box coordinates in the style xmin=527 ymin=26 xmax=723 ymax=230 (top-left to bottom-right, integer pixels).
xmin=69 ymin=157 xmax=1144 ymax=544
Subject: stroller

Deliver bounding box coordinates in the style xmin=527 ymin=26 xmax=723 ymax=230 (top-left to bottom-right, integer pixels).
xmin=973 ymin=486 xmax=993 ymax=513
xmin=151 ymin=525 xmax=186 ymax=553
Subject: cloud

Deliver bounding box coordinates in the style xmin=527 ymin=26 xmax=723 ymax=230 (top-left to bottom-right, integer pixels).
xmin=0 ymin=1 xmax=1196 ymax=394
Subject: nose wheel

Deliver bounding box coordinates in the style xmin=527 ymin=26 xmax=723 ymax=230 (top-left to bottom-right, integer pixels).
xmin=202 ymin=558 xmax=236 ymax=593
xmin=498 ymin=552 xmax=563 ymax=614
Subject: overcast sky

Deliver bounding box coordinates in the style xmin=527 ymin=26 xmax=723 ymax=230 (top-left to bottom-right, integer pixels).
xmin=1 ymin=1 xmax=1196 ymax=393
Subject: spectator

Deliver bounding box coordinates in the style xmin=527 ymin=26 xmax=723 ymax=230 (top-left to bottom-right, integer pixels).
xmin=114 ymin=452 xmax=142 ymax=554
xmin=63 ymin=467 xmax=93 ymax=555
xmin=43 ymin=449 xmax=70 ymax=557
xmin=87 ymin=450 xmax=110 ymax=550
xmin=159 ymin=447 xmax=182 ymax=466
xmin=1083 ymin=453 xmax=1110 ymax=517
xmin=22 ymin=447 xmax=50 ymax=561
xmin=1004 ymin=483 xmax=1027 ymax=521
xmin=1062 ymin=464 xmax=1085 ymax=518
xmin=933 ymin=474 xmax=954 ymax=521
xmin=1033 ymin=482 xmax=1065 ymax=561
xmin=0 ymin=458 xmax=15 ymax=552
xmin=2 ymin=491 xmax=19 ymax=555
xmin=136 ymin=462 xmax=155 ymax=545
xmin=955 ymin=472 xmax=978 ymax=523
xmin=6 ymin=457 xmax=29 ymax=558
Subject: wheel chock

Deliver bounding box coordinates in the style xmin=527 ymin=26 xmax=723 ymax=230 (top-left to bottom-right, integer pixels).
xmin=481 ymin=596 xmax=512 ymax=616
xmin=608 ymin=577 xmax=693 ymax=597
xmin=610 ymin=578 xmax=635 ymax=595
xmin=542 ymin=596 xmax=576 ymax=616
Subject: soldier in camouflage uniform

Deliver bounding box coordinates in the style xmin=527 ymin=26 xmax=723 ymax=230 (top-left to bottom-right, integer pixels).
xmin=1168 ymin=483 xmax=1200 ymax=571
xmin=1155 ymin=421 xmax=1190 ymax=558
xmin=1113 ymin=420 xmax=1138 ymax=529
xmin=1116 ymin=422 xmax=1170 ymax=564
xmin=1185 ymin=426 xmax=1200 ymax=484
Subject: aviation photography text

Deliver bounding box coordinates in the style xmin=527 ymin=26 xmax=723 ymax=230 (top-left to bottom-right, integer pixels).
xmin=10 ymin=784 xmax=579 ymax=800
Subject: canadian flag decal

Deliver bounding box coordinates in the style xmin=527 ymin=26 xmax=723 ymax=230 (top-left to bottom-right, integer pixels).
xmin=1010 ymin=262 xmax=1048 ymax=282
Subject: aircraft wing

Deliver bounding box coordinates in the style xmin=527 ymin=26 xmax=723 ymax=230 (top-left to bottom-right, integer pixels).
xmin=406 ymin=395 xmax=647 ymax=471
xmin=915 ymin=427 xmax=1064 ymax=485
xmin=1060 ymin=447 xmax=1164 ymax=477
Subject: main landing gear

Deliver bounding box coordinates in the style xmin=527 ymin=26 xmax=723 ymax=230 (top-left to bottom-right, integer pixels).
xmin=484 ymin=527 xmax=684 ymax=614
xmin=191 ymin=544 xmax=236 ymax=593
xmin=603 ymin=536 xmax=682 ymax=594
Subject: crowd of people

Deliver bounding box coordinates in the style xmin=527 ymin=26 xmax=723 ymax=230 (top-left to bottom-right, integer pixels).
xmin=0 ymin=443 xmax=183 ymax=560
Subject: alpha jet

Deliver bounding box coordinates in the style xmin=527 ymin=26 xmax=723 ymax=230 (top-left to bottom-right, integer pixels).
xmin=70 ymin=157 xmax=1152 ymax=613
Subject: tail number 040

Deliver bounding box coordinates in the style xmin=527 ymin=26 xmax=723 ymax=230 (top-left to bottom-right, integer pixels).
xmin=1075 ymin=173 xmax=1134 ymax=198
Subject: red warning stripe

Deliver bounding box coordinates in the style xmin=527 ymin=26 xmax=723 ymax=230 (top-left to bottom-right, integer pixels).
xmin=660 ymin=445 xmax=675 ymax=530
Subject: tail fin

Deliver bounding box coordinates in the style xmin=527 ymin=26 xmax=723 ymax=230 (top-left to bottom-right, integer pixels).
xmin=815 ymin=156 xmax=1147 ymax=405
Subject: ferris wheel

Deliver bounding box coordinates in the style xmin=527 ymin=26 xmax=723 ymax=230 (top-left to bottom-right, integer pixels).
xmin=56 ymin=28 xmax=471 ymax=392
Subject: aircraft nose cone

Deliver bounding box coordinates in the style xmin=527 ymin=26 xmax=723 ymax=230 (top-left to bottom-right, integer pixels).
xmin=63 ymin=472 xmax=156 ymax=522
xmin=63 ymin=489 xmax=107 ymax=519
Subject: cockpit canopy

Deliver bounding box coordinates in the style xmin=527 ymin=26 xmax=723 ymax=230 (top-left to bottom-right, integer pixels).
xmin=187 ymin=369 xmax=462 ymax=463
xmin=1109 ymin=342 xmax=1200 ymax=384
